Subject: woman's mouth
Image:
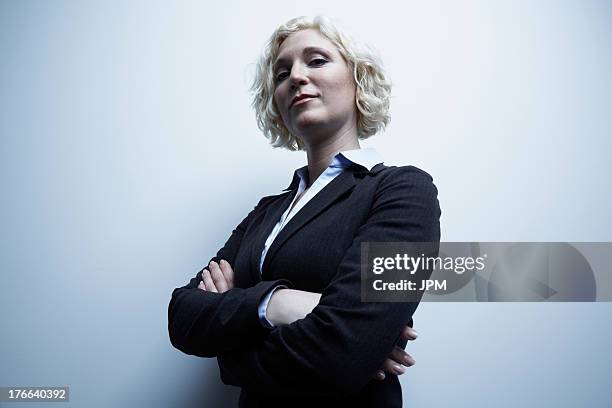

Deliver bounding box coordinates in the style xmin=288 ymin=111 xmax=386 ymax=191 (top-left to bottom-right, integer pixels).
xmin=292 ymin=96 xmax=317 ymax=108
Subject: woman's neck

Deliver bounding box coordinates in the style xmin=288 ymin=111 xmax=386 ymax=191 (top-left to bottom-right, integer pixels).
xmin=304 ymin=131 xmax=360 ymax=188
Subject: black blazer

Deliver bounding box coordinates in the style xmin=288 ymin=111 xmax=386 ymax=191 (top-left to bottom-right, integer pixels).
xmin=168 ymin=162 xmax=441 ymax=407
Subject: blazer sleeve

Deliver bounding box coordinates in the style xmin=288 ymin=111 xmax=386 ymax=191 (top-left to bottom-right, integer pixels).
xmin=168 ymin=196 xmax=294 ymax=358
xmin=217 ymin=167 xmax=441 ymax=397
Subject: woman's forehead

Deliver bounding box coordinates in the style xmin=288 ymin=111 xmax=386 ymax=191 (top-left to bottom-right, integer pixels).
xmin=276 ymin=29 xmax=338 ymax=58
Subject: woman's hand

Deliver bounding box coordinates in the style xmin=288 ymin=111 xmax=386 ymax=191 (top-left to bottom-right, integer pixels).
xmin=197 ymin=260 xmax=234 ymax=293
xmin=373 ymin=325 xmax=418 ymax=381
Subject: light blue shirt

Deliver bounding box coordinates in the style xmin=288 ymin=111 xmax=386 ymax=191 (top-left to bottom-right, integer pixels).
xmin=257 ymin=148 xmax=384 ymax=328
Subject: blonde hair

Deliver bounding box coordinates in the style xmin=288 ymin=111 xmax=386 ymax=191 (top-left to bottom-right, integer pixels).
xmin=251 ymin=15 xmax=392 ymax=151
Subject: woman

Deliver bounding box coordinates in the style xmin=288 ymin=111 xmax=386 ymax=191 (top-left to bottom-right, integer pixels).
xmin=168 ymin=15 xmax=441 ymax=407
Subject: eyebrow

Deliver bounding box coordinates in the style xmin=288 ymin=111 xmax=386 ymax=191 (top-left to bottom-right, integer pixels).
xmin=273 ymin=46 xmax=332 ymax=72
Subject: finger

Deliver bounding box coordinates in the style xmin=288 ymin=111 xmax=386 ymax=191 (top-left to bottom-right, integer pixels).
xmin=402 ymin=325 xmax=418 ymax=341
xmin=390 ymin=345 xmax=416 ymax=367
xmin=197 ymin=280 xmax=206 ymax=291
xmin=201 ymin=269 xmax=218 ymax=293
xmin=219 ymin=259 xmax=234 ymax=288
xmin=209 ymin=261 xmax=228 ymax=292
xmin=373 ymin=370 xmax=385 ymax=381
xmin=381 ymin=357 xmax=406 ymax=376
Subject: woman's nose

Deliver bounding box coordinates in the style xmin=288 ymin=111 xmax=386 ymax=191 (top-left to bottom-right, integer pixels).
xmin=289 ymin=64 xmax=309 ymax=88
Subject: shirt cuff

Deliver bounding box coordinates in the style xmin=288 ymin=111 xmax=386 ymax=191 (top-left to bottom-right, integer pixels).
xmin=257 ymin=285 xmax=288 ymax=328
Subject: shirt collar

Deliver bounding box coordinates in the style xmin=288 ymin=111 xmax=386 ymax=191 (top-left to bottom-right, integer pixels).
xmin=283 ymin=148 xmax=384 ymax=191
xmin=333 ymin=147 xmax=384 ymax=171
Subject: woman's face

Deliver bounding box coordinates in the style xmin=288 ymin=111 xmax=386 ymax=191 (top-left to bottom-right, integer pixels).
xmin=273 ymin=29 xmax=357 ymax=145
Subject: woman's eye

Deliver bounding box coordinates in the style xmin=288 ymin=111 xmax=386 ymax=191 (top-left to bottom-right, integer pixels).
xmin=275 ymin=59 xmax=327 ymax=82
xmin=276 ymin=72 xmax=288 ymax=82
xmin=310 ymin=58 xmax=327 ymax=65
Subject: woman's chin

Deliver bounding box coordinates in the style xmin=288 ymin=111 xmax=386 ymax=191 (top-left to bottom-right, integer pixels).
xmin=292 ymin=114 xmax=329 ymax=134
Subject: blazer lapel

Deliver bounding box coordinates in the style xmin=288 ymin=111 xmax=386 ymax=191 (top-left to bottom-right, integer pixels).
xmin=247 ymin=188 xmax=297 ymax=283
xmin=260 ymin=169 xmax=357 ymax=279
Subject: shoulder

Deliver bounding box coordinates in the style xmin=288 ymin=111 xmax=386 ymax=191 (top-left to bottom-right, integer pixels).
xmin=375 ymin=164 xmax=439 ymax=197
xmin=250 ymin=190 xmax=292 ymax=212
xmin=259 ymin=189 xmax=293 ymax=203
xmin=377 ymin=163 xmax=434 ymax=180
xmin=365 ymin=164 xmax=442 ymax=240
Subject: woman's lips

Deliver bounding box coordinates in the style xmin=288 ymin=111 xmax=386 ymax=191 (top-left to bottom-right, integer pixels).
xmin=292 ymin=96 xmax=317 ymax=108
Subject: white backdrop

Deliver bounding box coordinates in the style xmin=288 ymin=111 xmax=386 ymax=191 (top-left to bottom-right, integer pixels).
xmin=1 ymin=0 xmax=611 ymax=407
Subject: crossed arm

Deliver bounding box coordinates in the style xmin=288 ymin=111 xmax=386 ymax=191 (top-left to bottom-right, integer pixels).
xmin=169 ymin=167 xmax=440 ymax=396
xmin=200 ymin=259 xmax=418 ymax=381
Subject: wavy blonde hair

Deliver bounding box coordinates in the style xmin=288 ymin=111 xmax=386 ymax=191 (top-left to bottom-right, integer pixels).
xmin=251 ymin=15 xmax=392 ymax=151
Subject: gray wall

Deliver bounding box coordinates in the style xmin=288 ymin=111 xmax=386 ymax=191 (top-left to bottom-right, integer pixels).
xmin=1 ymin=1 xmax=610 ymax=407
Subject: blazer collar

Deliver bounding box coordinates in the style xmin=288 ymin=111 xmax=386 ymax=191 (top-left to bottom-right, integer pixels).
xmin=282 ymin=148 xmax=386 ymax=192
xmin=257 ymin=161 xmax=386 ymax=280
